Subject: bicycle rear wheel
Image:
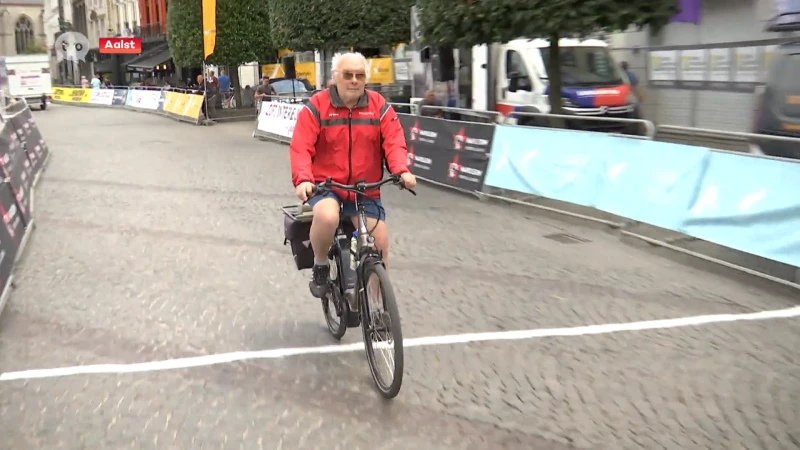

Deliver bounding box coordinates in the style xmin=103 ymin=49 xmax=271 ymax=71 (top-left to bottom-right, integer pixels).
xmin=359 ymin=261 xmax=403 ymax=398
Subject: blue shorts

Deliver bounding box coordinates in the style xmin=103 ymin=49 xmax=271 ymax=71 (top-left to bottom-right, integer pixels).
xmin=307 ymin=191 xmax=386 ymax=221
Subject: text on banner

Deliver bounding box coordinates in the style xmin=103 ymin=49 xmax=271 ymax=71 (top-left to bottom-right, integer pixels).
xmin=256 ymin=101 xmax=302 ymax=139
xmin=398 ymin=114 xmax=493 ymax=191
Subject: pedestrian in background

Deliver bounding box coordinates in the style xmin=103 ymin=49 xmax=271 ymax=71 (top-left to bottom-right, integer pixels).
xmin=621 ymin=61 xmax=644 ymax=103
xmin=255 ymin=77 xmax=277 ymax=104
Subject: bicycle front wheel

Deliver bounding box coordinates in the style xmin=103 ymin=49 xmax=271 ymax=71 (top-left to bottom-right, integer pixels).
xmin=359 ymin=261 xmax=404 ymax=399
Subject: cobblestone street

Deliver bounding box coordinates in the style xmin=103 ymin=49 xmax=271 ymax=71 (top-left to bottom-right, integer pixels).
xmin=0 ymin=105 xmax=798 ymax=449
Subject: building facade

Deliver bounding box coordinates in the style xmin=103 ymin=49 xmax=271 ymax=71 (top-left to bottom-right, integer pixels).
xmin=610 ymin=0 xmax=800 ymax=131
xmin=114 ymin=0 xmax=139 ymax=35
xmin=137 ymin=0 xmax=165 ymax=38
xmin=0 ymin=0 xmax=46 ymax=56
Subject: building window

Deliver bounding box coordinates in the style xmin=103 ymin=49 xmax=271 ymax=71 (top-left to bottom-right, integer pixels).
xmin=15 ymin=15 xmax=35 ymax=54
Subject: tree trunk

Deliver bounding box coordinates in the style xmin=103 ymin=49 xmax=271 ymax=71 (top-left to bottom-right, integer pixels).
xmin=231 ymin=68 xmax=243 ymax=108
xmin=546 ymin=31 xmax=563 ymax=116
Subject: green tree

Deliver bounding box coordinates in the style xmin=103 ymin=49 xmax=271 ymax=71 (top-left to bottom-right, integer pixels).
xmin=269 ymin=0 xmax=414 ymax=51
xmin=211 ymin=0 xmax=273 ymax=107
xmin=168 ymin=0 xmax=273 ymax=109
xmin=166 ymin=0 xmax=203 ymax=68
xmin=416 ymin=0 xmax=679 ymax=114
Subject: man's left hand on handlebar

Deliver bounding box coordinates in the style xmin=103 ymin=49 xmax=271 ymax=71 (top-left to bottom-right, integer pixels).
xmin=399 ymin=172 xmax=416 ymax=190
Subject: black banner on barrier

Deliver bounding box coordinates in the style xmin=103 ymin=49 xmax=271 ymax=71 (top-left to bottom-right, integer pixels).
xmin=398 ymin=114 xmax=493 ymax=191
xmin=112 ymin=89 xmax=127 ymax=106
xmin=13 ymin=109 xmax=50 ymax=180
xmin=0 ymin=120 xmax=32 ymax=225
xmin=0 ymin=187 xmax=18 ymax=297
xmin=157 ymin=91 xmax=166 ymax=111
xmin=0 ymin=183 xmax=25 ymax=249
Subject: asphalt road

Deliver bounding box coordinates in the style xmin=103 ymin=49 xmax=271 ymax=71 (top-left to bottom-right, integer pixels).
xmin=0 ymin=105 xmax=798 ymax=449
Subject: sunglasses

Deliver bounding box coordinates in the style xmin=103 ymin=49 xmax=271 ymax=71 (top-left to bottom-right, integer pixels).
xmin=341 ymin=71 xmax=367 ymax=81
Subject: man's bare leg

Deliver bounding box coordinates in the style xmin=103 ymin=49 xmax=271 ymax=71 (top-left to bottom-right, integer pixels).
xmin=308 ymin=198 xmax=340 ymax=298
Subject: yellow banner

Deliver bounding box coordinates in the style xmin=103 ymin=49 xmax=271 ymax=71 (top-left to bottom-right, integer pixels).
xmin=51 ymin=87 xmax=90 ymax=103
xmin=162 ymin=91 xmax=203 ymax=121
xmin=163 ymin=91 xmax=180 ymax=114
xmin=202 ymin=0 xmax=216 ymax=59
xmin=184 ymin=94 xmax=204 ymax=119
xmin=365 ymin=58 xmax=394 ymax=84
xmin=260 ymin=62 xmax=317 ymax=87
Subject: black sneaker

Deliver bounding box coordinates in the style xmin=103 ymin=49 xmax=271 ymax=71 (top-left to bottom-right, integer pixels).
xmin=309 ymin=264 xmax=330 ymax=298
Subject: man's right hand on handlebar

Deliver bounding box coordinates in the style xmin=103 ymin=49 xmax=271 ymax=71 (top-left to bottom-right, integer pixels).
xmin=295 ymin=181 xmax=316 ymax=202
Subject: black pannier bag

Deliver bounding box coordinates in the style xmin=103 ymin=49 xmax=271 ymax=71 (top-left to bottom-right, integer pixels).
xmin=281 ymin=204 xmax=315 ymax=270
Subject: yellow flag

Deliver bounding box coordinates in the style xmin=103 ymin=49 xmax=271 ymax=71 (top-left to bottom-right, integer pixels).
xmin=202 ymin=0 xmax=216 ymax=59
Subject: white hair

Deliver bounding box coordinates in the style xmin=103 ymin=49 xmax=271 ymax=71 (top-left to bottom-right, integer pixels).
xmin=330 ymin=52 xmax=370 ymax=82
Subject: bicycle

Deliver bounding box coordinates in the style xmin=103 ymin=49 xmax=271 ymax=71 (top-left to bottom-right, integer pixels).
xmin=221 ymin=91 xmax=236 ymax=109
xmin=296 ymin=174 xmax=415 ymax=398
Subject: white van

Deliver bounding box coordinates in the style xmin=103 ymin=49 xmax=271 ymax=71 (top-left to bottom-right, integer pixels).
xmin=0 ymin=54 xmax=53 ymax=110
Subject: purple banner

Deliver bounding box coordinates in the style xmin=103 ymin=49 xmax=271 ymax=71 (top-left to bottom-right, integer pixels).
xmin=671 ymin=0 xmax=702 ymax=24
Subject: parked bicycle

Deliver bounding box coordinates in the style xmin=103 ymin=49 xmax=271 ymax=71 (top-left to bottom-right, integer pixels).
xmin=282 ymin=174 xmax=415 ymax=398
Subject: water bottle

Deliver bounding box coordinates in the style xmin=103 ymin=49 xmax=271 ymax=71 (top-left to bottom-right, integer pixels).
xmin=350 ymin=231 xmax=358 ymax=269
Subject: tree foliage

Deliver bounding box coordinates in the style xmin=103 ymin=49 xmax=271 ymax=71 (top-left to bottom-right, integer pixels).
xmin=416 ymin=0 xmax=679 ymax=113
xmin=416 ymin=0 xmax=678 ymax=47
xmin=167 ymin=0 xmax=203 ymax=67
xmin=168 ymin=0 xmax=273 ymax=107
xmin=210 ymin=0 xmax=273 ymax=66
xmin=269 ymin=0 xmax=415 ymax=51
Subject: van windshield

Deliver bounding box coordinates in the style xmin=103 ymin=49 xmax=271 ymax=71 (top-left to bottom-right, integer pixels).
xmin=538 ymin=46 xmax=625 ymax=87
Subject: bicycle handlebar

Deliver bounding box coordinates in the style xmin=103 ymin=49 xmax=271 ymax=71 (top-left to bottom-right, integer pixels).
xmin=311 ymin=174 xmax=417 ymax=197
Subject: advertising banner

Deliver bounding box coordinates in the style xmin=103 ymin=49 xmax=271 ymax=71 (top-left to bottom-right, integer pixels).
xmin=89 ymin=89 xmax=115 ymax=105
xmin=51 ymin=87 xmax=91 ymax=103
xmin=112 ymin=89 xmax=128 ymax=105
xmin=163 ymin=91 xmax=180 ymax=113
xmin=648 ymin=43 xmax=781 ymax=92
xmin=0 ymin=184 xmax=20 ymax=301
xmin=682 ymin=151 xmax=800 ymax=268
xmin=255 ymin=101 xmax=302 ymax=139
xmin=0 ymin=183 xmax=26 ymax=250
xmin=0 ymin=115 xmax=36 ymax=226
xmin=157 ymin=90 xmax=166 ymax=111
xmin=17 ymin=109 xmax=49 ymax=178
xmin=184 ymin=94 xmax=204 ymax=120
xmin=398 ymin=114 xmax=493 ymax=191
xmin=126 ymin=89 xmax=161 ymax=110
xmin=162 ymin=92 xmax=203 ymax=122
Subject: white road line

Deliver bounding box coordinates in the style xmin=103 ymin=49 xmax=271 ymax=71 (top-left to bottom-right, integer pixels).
xmin=2 ymin=305 xmax=799 ymax=381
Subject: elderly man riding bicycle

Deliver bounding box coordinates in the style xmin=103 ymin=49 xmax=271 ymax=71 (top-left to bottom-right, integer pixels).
xmin=289 ymin=52 xmax=416 ymax=299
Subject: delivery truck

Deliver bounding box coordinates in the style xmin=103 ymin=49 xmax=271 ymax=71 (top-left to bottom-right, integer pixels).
xmin=0 ymin=54 xmax=52 ymax=110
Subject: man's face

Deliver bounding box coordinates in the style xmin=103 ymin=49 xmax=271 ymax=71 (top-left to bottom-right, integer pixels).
xmin=197 ymin=75 xmax=204 ymax=84
xmin=262 ymin=78 xmax=269 ymax=85
xmin=334 ymin=56 xmax=367 ymax=105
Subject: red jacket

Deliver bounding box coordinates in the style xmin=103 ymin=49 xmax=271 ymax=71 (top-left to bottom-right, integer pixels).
xmin=290 ymin=87 xmax=410 ymax=201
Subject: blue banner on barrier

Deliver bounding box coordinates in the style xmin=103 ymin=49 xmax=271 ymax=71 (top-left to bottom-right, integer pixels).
xmin=682 ymin=152 xmax=800 ymax=267
xmin=484 ymin=126 xmax=712 ymax=230
xmin=593 ymin=139 xmax=710 ymax=231
xmin=484 ymin=127 xmax=605 ymax=207
xmin=484 ymin=125 xmax=800 ymax=267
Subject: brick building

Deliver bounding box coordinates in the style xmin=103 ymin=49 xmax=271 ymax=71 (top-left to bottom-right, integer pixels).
xmin=137 ymin=0 xmax=165 ymax=38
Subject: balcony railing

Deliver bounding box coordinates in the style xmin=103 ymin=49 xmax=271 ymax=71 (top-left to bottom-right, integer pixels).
xmin=138 ymin=22 xmax=165 ymax=41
